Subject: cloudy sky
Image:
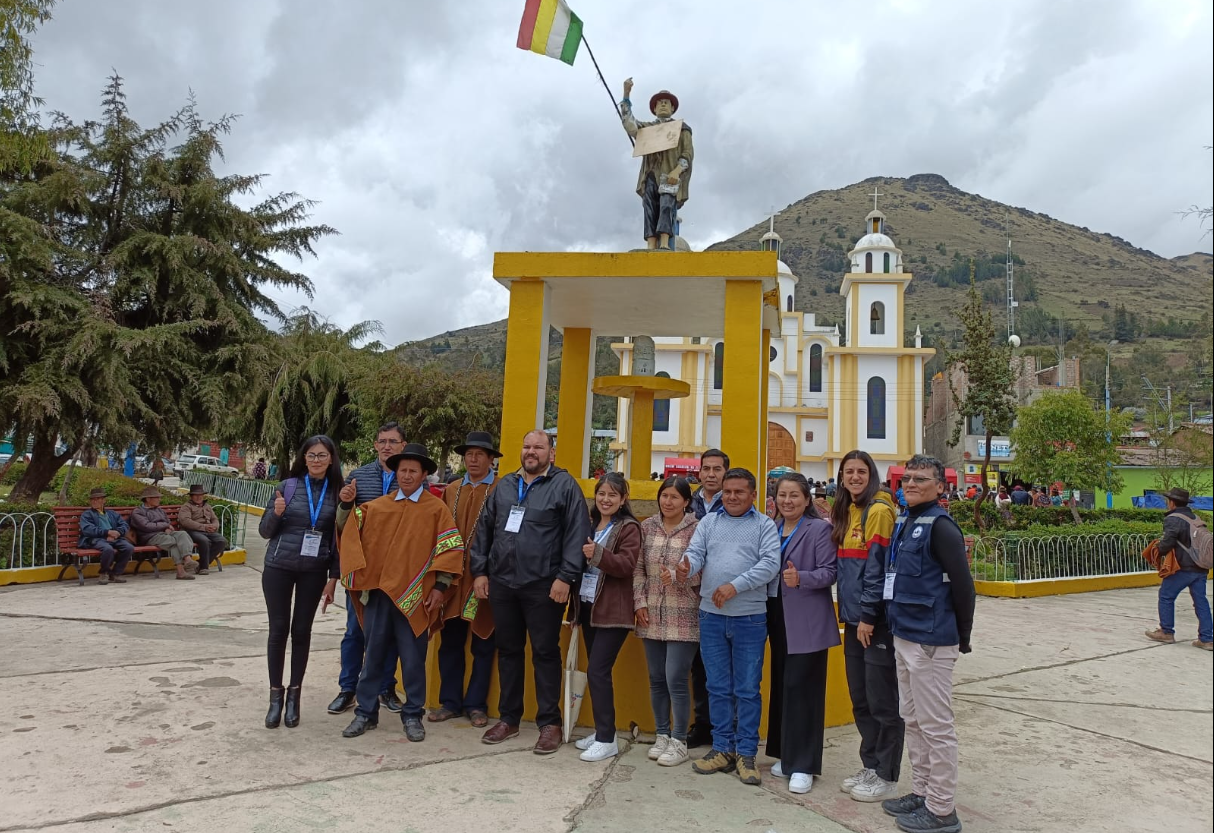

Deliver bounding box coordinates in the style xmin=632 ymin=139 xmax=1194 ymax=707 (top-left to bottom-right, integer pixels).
xmin=32 ymin=0 xmax=1213 ymax=345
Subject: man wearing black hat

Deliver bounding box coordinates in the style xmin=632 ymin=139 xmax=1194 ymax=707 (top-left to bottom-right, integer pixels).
xmin=471 ymin=429 xmax=592 ymax=755
xmin=79 ymin=488 xmax=135 ymax=585
xmin=619 ymin=78 xmax=694 ymax=250
xmin=339 ymin=443 xmax=465 ymax=742
xmin=430 ymin=431 xmax=501 ymax=727
xmin=131 ymin=486 xmax=197 ymax=581
xmin=178 ymin=484 xmax=227 ymax=575
xmin=1146 ymin=487 xmax=1213 ymax=650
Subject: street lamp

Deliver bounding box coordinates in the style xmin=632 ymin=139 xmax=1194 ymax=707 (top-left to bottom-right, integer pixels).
xmin=1105 ymin=340 xmax=1118 ymax=508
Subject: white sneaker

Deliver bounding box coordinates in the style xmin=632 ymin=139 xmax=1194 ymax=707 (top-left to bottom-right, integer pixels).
xmin=850 ymin=771 xmax=898 ymax=802
xmin=657 ymin=738 xmax=689 ymax=767
xmin=579 ymin=739 xmax=619 ymax=762
xmin=789 ymin=773 xmax=813 ymax=794
xmin=648 ymin=734 xmax=672 ymax=760
xmin=840 ymin=767 xmax=873 ymax=793
xmin=771 ymin=761 xmax=788 ymax=779
xmin=575 ymin=733 xmax=613 ymax=750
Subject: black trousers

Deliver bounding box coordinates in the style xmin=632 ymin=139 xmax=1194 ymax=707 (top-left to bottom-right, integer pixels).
xmin=765 ymin=593 xmax=787 ymax=758
xmin=579 ymin=604 xmax=630 ymax=742
xmin=641 ymin=173 xmax=678 ymax=240
xmin=491 ymin=578 xmax=565 ymax=729
xmin=261 ymin=565 xmax=328 ymax=689
xmin=188 ymin=531 xmax=228 ymax=567
xmin=843 ymin=622 xmax=904 ymax=782
xmin=88 ymin=538 xmax=134 ymax=576
xmin=437 ymin=616 xmax=496 ymax=714
xmin=355 ymin=590 xmax=428 ymax=722
xmin=781 ymin=649 xmax=829 ymax=776
xmin=690 ymin=649 xmax=710 ymax=727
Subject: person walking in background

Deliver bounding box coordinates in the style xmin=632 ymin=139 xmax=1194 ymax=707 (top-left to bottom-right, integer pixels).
xmin=328 ymin=422 xmax=406 ymax=717
xmin=1145 ymin=487 xmax=1213 ymax=650
xmin=257 ymin=435 xmax=342 ymax=730
xmin=686 ymin=447 xmax=730 ymax=747
xmin=178 ymin=485 xmax=228 ymax=574
xmin=770 ymin=472 xmax=838 ymax=795
xmin=131 ymin=486 xmax=196 ymax=581
xmin=149 ymin=456 xmax=165 ymax=486
xmin=830 ymin=450 xmax=903 ymax=803
xmin=679 ymin=467 xmax=781 ymax=787
xmin=573 ymin=473 xmax=642 ymax=762
xmin=881 ymin=454 xmax=975 ymax=833
xmin=252 ymin=457 xmax=268 ymax=480
xmin=470 ymin=429 xmax=591 ymax=755
xmin=635 ymin=476 xmax=700 ymax=767
xmin=79 ymin=488 xmax=134 ymax=586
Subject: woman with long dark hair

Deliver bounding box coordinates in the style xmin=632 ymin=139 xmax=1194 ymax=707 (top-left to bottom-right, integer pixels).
xmin=830 ymin=450 xmax=903 ymax=802
xmin=573 ymin=472 xmax=642 ymax=763
xmin=257 ymin=435 xmax=344 ymax=729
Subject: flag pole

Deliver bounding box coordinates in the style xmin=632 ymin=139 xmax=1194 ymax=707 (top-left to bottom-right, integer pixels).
xmin=580 ymin=34 xmax=634 ymax=147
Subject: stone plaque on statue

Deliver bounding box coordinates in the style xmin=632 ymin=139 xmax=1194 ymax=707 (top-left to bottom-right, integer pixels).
xmin=632 ymin=119 xmax=684 ymax=158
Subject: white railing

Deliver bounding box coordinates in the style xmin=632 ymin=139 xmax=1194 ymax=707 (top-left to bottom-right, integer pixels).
xmin=970 ymin=533 xmax=1153 ymax=582
xmin=0 ymin=511 xmax=57 ymax=571
xmin=182 ymin=471 xmax=276 ymax=513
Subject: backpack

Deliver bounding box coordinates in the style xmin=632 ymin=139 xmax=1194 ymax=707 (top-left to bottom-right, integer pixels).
xmin=1181 ymin=516 xmax=1214 ymax=571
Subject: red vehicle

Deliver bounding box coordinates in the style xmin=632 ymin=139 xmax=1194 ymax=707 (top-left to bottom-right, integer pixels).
xmin=663 ymin=457 xmax=700 ymax=479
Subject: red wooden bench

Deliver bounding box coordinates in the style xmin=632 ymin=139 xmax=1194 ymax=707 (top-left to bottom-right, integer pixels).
xmin=53 ymin=505 xmax=226 ymax=585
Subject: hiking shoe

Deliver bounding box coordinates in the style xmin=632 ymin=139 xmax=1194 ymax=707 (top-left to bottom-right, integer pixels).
xmin=851 ymin=770 xmax=899 ymax=802
xmin=648 ymin=734 xmax=672 ymax=760
xmin=579 ymin=739 xmax=619 ymax=762
xmin=895 ymin=806 xmax=963 ymax=833
xmin=883 ymin=793 xmax=927 ymax=817
xmin=108 ymin=574 xmax=127 ymax=584
xmin=789 ymin=773 xmax=813 ymax=794
xmin=841 ymin=767 xmax=874 ymax=792
xmin=1193 ymin=640 xmax=1214 ymax=651
xmin=692 ymin=749 xmax=736 ymax=775
xmin=736 ymin=755 xmax=761 ymax=786
xmin=1144 ymin=628 xmax=1175 ymax=644
xmin=657 ymin=738 xmax=689 ymax=767
xmin=97 ymin=575 xmax=109 ymax=586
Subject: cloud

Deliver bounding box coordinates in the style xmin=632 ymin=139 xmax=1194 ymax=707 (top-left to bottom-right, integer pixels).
xmin=31 ymin=0 xmax=1214 ymax=345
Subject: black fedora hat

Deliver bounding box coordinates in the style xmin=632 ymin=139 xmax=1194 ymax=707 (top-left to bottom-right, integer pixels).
xmin=386 ymin=443 xmax=438 ymax=476
xmin=455 ymin=431 xmax=502 ymax=458
xmin=188 ymin=484 xmax=206 ymax=496
xmin=1163 ymin=487 xmax=1191 ymax=505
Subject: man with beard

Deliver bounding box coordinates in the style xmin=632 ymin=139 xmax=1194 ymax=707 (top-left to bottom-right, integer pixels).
xmin=470 ymin=429 xmax=591 ymax=755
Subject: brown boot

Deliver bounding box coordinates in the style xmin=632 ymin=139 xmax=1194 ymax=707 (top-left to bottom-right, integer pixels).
xmin=1144 ymin=628 xmax=1175 ymax=644
xmin=533 ymin=724 xmax=562 ymax=755
xmin=1193 ymin=640 xmax=1214 ymax=651
xmin=481 ymin=721 xmax=520 ymax=745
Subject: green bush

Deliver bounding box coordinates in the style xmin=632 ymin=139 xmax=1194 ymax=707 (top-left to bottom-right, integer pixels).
xmin=949 ymin=501 xmax=1209 ymax=537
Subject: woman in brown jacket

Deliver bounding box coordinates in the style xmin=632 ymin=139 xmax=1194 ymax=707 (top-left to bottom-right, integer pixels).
xmin=573 ymin=472 xmax=642 ymax=763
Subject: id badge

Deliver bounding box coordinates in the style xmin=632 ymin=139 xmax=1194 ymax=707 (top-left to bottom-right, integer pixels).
xmin=579 ymin=571 xmax=600 ymax=601
xmin=301 ymin=531 xmax=322 ymax=558
xmin=883 ymin=572 xmax=896 ymax=600
xmin=505 ymin=506 xmax=525 ymax=533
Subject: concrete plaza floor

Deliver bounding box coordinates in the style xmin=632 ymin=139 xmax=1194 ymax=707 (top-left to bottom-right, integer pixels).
xmin=0 ymin=519 xmax=1210 ymax=833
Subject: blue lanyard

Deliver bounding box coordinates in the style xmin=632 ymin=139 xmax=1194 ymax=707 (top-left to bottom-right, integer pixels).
xmin=304 ymin=477 xmax=328 ymax=529
xmin=594 ymin=521 xmax=615 ymax=544
xmin=381 ymin=469 xmax=393 ymax=496
xmin=888 ymin=519 xmax=906 ymax=570
xmin=778 ymin=517 xmax=803 ymax=556
xmin=517 ymin=474 xmax=542 ymax=504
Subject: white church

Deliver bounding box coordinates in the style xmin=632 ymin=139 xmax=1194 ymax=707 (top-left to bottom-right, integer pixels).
xmin=610 ymin=204 xmax=934 ymax=483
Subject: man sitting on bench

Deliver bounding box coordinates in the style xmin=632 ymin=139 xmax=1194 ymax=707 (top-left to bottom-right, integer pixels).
xmin=79 ymin=488 xmax=135 ymax=586
xmin=178 ymin=484 xmax=227 ymax=574
xmin=131 ymin=486 xmax=198 ymax=581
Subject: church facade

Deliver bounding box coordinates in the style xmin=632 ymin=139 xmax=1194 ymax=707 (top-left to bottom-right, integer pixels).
xmin=610 ymin=207 xmax=934 ymax=483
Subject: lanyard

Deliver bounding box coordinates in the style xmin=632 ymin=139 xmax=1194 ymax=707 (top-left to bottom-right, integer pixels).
xmin=593 ymin=521 xmax=615 ymax=544
xmin=304 ymin=477 xmax=328 ymax=529
xmin=517 ymin=474 xmax=543 ymax=504
xmin=778 ymin=517 xmax=803 ymax=556
xmin=888 ymin=519 xmax=907 ymax=570
xmin=381 ymin=469 xmax=393 ymax=496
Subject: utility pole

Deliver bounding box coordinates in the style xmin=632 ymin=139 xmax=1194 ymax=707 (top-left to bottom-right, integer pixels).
xmin=1105 ymin=350 xmax=1112 ymax=508
xmin=1166 ymin=385 xmax=1174 ymax=432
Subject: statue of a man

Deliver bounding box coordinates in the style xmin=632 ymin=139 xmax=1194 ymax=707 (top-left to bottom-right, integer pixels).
xmin=620 ymin=78 xmax=693 ymax=250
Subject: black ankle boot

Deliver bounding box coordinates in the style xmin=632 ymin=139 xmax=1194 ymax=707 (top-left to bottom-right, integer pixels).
xmin=265 ymin=687 xmax=285 ymax=729
xmin=284 ymin=685 xmax=301 ymax=728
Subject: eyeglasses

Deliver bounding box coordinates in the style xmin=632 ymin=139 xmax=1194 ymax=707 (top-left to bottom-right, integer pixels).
xmin=305 ymin=453 xmax=331 ymax=462
xmin=374 ymin=438 xmax=404 ymax=447
xmin=903 ymin=475 xmax=939 ymax=486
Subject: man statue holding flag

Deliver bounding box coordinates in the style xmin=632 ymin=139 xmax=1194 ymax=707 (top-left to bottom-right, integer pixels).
xmin=620 ymin=78 xmax=694 ymax=250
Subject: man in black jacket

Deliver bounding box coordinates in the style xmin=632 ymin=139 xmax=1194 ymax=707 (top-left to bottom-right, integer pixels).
xmin=1145 ymin=487 xmax=1212 ymax=650
xmin=471 ymin=429 xmax=591 ymax=754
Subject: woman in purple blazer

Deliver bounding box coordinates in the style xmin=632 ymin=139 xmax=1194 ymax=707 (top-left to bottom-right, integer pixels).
xmin=772 ymin=472 xmax=840 ymax=794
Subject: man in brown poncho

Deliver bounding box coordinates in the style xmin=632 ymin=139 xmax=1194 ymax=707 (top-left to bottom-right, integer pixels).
xmin=429 ymin=431 xmax=501 ymax=728
xmin=620 ymin=77 xmax=694 ymax=250
xmin=339 ymin=443 xmax=464 ymax=742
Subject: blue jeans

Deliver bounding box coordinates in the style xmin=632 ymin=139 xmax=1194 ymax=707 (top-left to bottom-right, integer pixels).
xmin=698 ymin=610 xmax=767 ymax=757
xmin=338 ymin=589 xmax=398 ymax=695
xmin=355 ymin=590 xmax=429 ymax=722
xmin=1159 ymin=572 xmax=1213 ymax=643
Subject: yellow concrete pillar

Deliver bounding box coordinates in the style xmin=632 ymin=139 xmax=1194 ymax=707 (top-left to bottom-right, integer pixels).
xmin=499 ymin=280 xmax=550 ymax=464
xmin=629 ymin=391 xmax=655 ymax=481
xmin=841 ymin=354 xmax=859 ymax=453
xmin=897 ymin=355 xmax=915 ymax=459
xmin=721 ymin=279 xmax=765 ymax=484
xmin=759 ymin=327 xmax=772 ymax=508
xmin=555 ymin=328 xmax=594 ymax=478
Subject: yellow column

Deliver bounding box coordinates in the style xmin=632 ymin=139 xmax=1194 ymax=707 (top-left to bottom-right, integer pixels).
xmin=841 ymin=355 xmax=859 ymax=453
xmin=759 ymin=327 xmax=771 ymax=508
xmin=499 ymin=279 xmax=551 ymax=465
xmin=555 ymin=328 xmax=594 ymax=478
xmin=721 ymin=279 xmax=765 ymax=485
xmin=897 ymin=355 xmax=915 ymax=459
xmin=629 ymin=391 xmax=655 ymax=481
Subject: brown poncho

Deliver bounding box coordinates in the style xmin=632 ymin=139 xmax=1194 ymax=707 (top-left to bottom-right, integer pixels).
xmin=441 ymin=479 xmax=498 ymax=639
xmin=339 ymin=491 xmax=464 ymax=637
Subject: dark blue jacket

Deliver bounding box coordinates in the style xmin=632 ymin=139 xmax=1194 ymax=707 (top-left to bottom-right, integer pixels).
xmin=344 ymin=460 xmax=397 ymax=506
xmin=887 ymin=503 xmax=975 ymax=648
xmin=79 ymin=508 xmax=128 ymax=547
xmin=259 ymin=477 xmax=340 ymax=577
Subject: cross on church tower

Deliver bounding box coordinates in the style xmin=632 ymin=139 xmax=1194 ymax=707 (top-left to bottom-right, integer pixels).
xmin=869 ymin=187 xmax=884 ymax=212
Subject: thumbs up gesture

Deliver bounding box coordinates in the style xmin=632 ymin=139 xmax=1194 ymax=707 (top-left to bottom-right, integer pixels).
xmin=273 ymin=490 xmax=286 ymax=516
xmin=675 ymin=555 xmax=691 ymax=583
xmin=582 ymin=536 xmax=596 ymax=561
xmin=339 ymin=479 xmax=357 ymax=504
xmin=783 ymin=560 xmax=800 ymax=588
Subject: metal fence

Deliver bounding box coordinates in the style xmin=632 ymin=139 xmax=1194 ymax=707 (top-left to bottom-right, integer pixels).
xmin=182 ymin=470 xmax=276 ymax=513
xmin=970 ymin=533 xmax=1153 ymax=582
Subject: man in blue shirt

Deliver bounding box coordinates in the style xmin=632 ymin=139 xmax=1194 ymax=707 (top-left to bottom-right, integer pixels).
xmin=79 ymin=488 xmax=135 ymax=585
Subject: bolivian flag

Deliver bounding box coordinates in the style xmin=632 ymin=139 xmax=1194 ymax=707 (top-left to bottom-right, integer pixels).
xmin=517 ymin=0 xmax=582 ymax=65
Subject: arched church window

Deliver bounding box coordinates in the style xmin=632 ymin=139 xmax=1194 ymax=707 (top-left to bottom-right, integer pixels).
xmin=870 ymin=301 xmax=885 ymax=335
xmin=865 ymin=252 xmax=873 ymax=273
xmin=809 ymin=344 xmax=823 ymax=393
xmin=713 ymin=342 xmax=724 ymax=390
xmin=653 ymin=371 xmax=671 ymax=432
xmin=883 ymin=252 xmax=891 ymax=273
xmin=872 ymin=218 xmax=880 ymax=234
xmin=786 ymin=294 xmax=793 ymax=312
xmin=867 ymin=377 xmax=887 ymax=439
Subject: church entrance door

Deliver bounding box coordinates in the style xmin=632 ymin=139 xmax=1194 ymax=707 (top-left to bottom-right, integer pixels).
xmin=767 ymin=422 xmax=796 ymax=471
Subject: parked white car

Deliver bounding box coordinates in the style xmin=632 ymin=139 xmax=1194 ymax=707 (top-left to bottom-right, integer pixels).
xmin=188 ymin=455 xmax=240 ymax=477
xmin=173 ymin=454 xmax=199 ymax=478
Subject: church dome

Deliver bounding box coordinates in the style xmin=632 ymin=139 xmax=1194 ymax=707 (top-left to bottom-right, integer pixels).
xmin=777 ymin=258 xmax=793 ymax=276
xmin=851 ymin=232 xmax=897 ymax=251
